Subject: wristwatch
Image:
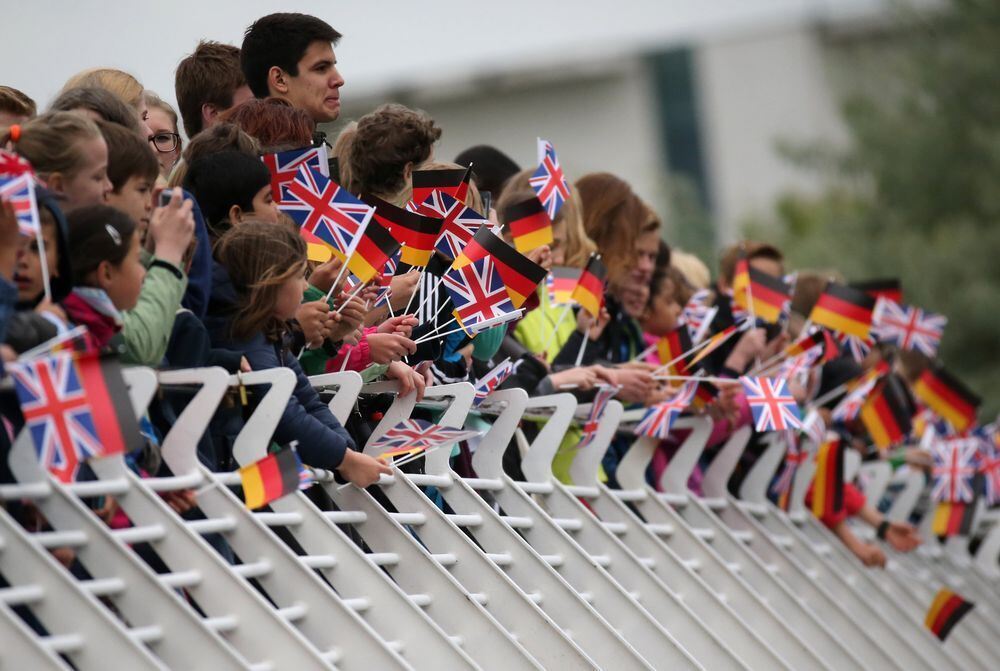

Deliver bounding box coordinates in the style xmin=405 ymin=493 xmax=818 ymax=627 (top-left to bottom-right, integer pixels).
xmin=876 ymin=519 xmax=890 ymax=540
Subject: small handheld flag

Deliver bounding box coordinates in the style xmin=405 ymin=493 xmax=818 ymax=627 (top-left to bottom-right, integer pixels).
xmin=281 ymin=166 xmax=374 ymax=260
xmin=811 ymin=434 xmax=844 ymax=519
xmin=411 ymin=166 xmax=471 ymax=206
xmin=913 ymin=366 xmax=980 ymax=433
xmin=473 ymin=358 xmax=514 ymax=406
xmin=872 ymin=298 xmax=946 ymax=357
xmin=734 ymin=266 xmax=791 ymax=324
xmin=572 ymin=254 xmax=607 ymax=318
xmin=505 ymin=196 xmax=553 ymax=253
xmin=930 ymin=500 xmax=976 ymax=537
xmin=0 ymin=149 xmax=34 ymax=179
xmin=851 ymin=278 xmax=902 ymax=305
xmin=417 ymin=190 xmax=489 ymax=260
xmin=0 ymin=174 xmax=41 ymax=236
xmin=529 ymin=139 xmax=571 ymax=220
xmin=634 ymin=381 xmax=698 ymax=439
xmin=362 ymin=192 xmax=443 ymax=268
xmin=577 ymin=384 xmax=619 ymax=451
xmin=262 ymin=145 xmax=329 ymax=203
xmin=451 ymin=226 xmax=547 ymax=308
xmin=681 ymin=289 xmax=716 ymax=344
xmin=930 ymin=438 xmax=979 ymax=503
xmin=655 ymin=325 xmax=694 ymax=377
xmin=809 ymin=282 xmax=875 ymax=340
xmin=442 ymin=257 xmax=517 ymax=329
xmin=547 ymin=266 xmax=580 ymax=306
xmin=773 ymin=432 xmax=809 ymax=510
xmin=740 ymin=376 xmax=802 ymax=432
xmin=367 ymin=419 xmax=482 ymax=457
xmin=925 ymin=589 xmax=974 ymax=641
xmin=345 ymin=220 xmax=401 ymax=284
xmin=859 ymin=374 xmax=914 ymax=451
xmin=9 ymin=351 xmax=141 ymax=483
xmin=239 ymin=447 xmax=309 ymax=509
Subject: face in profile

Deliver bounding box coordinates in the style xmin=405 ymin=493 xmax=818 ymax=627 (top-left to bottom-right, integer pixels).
xmin=283 ymin=41 xmax=344 ymax=123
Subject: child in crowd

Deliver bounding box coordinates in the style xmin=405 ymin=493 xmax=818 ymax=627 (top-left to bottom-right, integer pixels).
xmin=211 ymin=220 xmax=390 ymax=485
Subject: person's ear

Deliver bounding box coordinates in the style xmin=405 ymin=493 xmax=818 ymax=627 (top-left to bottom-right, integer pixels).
xmin=228 ymin=204 xmax=244 ymax=226
xmin=268 ymin=66 xmax=289 ymax=95
xmin=44 ymin=172 xmax=64 ymax=194
xmin=403 ymin=161 xmax=413 ymax=183
xmin=95 ymin=260 xmax=115 ymax=291
xmin=201 ymin=103 xmax=219 ymax=128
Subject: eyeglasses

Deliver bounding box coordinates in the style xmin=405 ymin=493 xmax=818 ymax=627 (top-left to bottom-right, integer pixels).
xmin=149 ymin=132 xmax=180 ymax=154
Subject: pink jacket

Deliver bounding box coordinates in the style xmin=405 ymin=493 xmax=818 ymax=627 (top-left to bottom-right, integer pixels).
xmin=325 ymin=326 xmax=376 ymax=373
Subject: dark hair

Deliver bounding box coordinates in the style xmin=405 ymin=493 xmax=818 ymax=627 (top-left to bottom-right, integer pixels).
xmin=0 ymin=86 xmax=36 ymax=119
xmin=49 ymin=86 xmax=142 ymax=134
xmin=241 ymin=13 xmax=341 ymax=98
xmin=718 ymin=240 xmax=784 ymax=285
xmin=218 ymin=97 xmax=314 ymax=152
xmin=214 ymin=220 xmax=306 ymax=341
xmin=96 ymin=120 xmax=159 ymax=190
xmin=175 ymin=41 xmax=247 ymax=138
xmin=454 ymin=145 xmax=520 ymax=198
xmin=67 ymin=205 xmax=136 ymax=283
xmin=350 ymin=103 xmax=441 ymax=197
xmin=183 ymin=150 xmax=272 ymax=237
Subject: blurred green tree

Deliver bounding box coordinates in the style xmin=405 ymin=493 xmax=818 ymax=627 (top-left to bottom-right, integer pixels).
xmin=753 ymin=0 xmax=1000 ymax=418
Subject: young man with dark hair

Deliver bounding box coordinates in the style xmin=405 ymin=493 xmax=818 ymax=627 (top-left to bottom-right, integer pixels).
xmin=240 ymin=12 xmax=344 ymax=124
xmin=175 ymin=41 xmax=253 ymax=139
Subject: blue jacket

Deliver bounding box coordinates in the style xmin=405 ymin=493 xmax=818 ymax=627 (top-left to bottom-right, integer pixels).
xmin=180 ymin=191 xmax=212 ymax=320
xmin=225 ymin=333 xmax=354 ymax=470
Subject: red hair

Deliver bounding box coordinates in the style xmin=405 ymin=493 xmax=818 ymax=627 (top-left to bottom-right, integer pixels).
xmin=218 ymin=97 xmax=314 ymax=152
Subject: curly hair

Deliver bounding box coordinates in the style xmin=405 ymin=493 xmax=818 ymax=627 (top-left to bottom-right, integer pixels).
xmin=349 ymin=103 xmax=441 ymax=199
xmin=218 ymin=97 xmax=314 ymax=153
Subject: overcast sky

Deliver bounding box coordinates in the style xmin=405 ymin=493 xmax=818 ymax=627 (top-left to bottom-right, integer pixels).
xmin=3 ymin=0 xmax=886 ymax=115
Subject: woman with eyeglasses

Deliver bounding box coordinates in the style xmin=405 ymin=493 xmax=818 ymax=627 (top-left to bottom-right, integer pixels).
xmin=144 ymin=92 xmax=182 ymax=180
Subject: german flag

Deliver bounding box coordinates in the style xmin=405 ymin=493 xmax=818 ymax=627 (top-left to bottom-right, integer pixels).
xmin=346 ymin=220 xmax=401 ymax=283
xmin=411 ymin=165 xmax=472 ymax=205
xmin=490 ymin=240 xmax=548 ymax=308
xmin=300 ymin=227 xmax=334 ymax=263
xmin=851 ymin=278 xmax=902 ymax=305
xmin=783 ymin=329 xmax=837 ymax=361
xmin=925 ymin=589 xmax=974 ymax=641
xmin=812 ymin=436 xmax=844 ymax=520
xmin=451 ymin=226 xmax=500 ymax=270
xmin=240 ymin=447 xmax=304 ymax=510
xmin=572 ymin=254 xmax=607 ymax=317
xmin=505 ymin=197 xmax=553 ymax=253
xmin=362 ymin=193 xmax=441 ymax=267
xmin=931 ymin=501 xmax=976 ymax=537
xmin=689 ymin=325 xmax=739 ymax=366
xmin=913 ymin=366 xmax=980 ymax=432
xmin=860 ymin=374 xmax=914 ymax=451
xmin=809 ymin=282 xmax=875 ymax=339
xmin=548 ymin=266 xmax=580 ymax=305
xmin=741 ymin=267 xmax=790 ymax=324
xmin=656 ymin=325 xmax=693 ymax=377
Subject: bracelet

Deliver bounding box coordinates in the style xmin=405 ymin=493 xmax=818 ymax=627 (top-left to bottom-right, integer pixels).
xmin=149 ymin=258 xmax=184 ymax=280
xmin=876 ymin=519 xmax=890 ymax=540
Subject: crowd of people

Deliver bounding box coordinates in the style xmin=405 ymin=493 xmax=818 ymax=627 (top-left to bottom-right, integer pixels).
xmin=0 ymin=10 xmax=978 ymax=574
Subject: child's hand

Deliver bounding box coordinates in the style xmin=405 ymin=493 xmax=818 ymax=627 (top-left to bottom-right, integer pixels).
xmin=0 ymin=199 xmax=20 ymax=281
xmin=884 ymin=521 xmax=921 ymax=552
xmin=337 ymin=449 xmax=392 ymax=488
xmin=240 ymin=357 xmax=252 ymax=373
xmin=378 ymin=315 xmax=418 ymax=338
xmin=308 ymin=257 xmax=343 ymax=294
xmin=329 ymin=294 xmax=366 ymax=341
xmin=388 ymin=270 xmax=420 ymax=311
xmin=34 ymin=298 xmax=67 ymax=323
xmin=296 ymin=300 xmax=332 ymax=348
xmin=854 ymin=542 xmax=886 ymax=568
xmin=526 ymin=245 xmax=552 ymax=272
xmin=614 ymin=368 xmax=654 ymax=404
xmin=590 ymin=365 xmax=619 ymax=386
xmin=161 ymin=489 xmax=197 ymax=514
xmin=550 ymin=366 xmax=598 ymax=391
xmin=724 ymin=327 xmax=767 ymax=373
xmin=386 ymin=360 xmax=427 ymax=400
xmin=367 ymin=333 xmax=416 ymax=363
xmin=148 ymin=187 xmax=195 ymax=268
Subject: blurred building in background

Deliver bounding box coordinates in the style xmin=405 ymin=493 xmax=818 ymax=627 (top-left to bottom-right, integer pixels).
xmin=335 ymin=2 xmax=895 ymax=256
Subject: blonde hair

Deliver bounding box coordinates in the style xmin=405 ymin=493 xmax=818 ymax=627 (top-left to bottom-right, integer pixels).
xmin=62 ymin=68 xmax=144 ymax=110
xmin=143 ymin=91 xmax=178 ymax=131
xmin=332 ymin=121 xmax=357 ymax=192
xmin=670 ymin=250 xmax=711 ymax=290
xmin=2 ymin=112 xmax=102 ymax=180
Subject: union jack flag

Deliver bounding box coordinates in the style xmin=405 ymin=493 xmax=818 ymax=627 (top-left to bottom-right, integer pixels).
xmin=778 ymin=348 xmax=822 ymax=387
xmin=416 ymin=191 xmax=488 ymax=260
xmin=373 ymin=249 xmax=399 ymax=308
xmin=473 ymin=358 xmax=514 ymax=406
xmin=837 ymin=332 xmax=874 ymax=362
xmin=740 ymin=376 xmax=802 ymax=432
xmin=577 ymin=384 xmax=620 ymax=451
xmin=279 ymin=166 xmax=373 ymax=258
xmin=261 ymin=145 xmax=328 ymax=203
xmin=634 ymin=381 xmax=698 ymax=439
xmin=0 ymin=149 xmax=34 ymax=179
xmin=681 ymin=289 xmax=717 ymax=344
xmin=368 ymin=419 xmax=481 ymax=455
xmin=723 ymin=288 xmax=748 ymax=324
xmin=975 ymin=428 xmax=1000 ymax=505
xmin=0 ymin=174 xmax=40 ymax=235
xmin=8 ymin=352 xmax=104 ymax=482
xmin=529 ymin=139 xmax=571 ymax=220
xmin=872 ymin=298 xmax=946 ymax=358
xmin=931 ymin=438 xmax=979 ymax=503
xmin=442 ymin=257 xmax=515 ymax=329
xmin=830 ymin=365 xmax=887 ymax=423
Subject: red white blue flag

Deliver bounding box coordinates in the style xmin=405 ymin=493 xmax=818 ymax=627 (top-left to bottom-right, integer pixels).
xmin=442 ymin=256 xmax=516 ymax=329
xmin=681 ymin=289 xmax=717 ymax=344
xmin=262 ymin=145 xmax=329 ymax=204
xmin=0 ymin=174 xmax=40 ymax=235
xmin=634 ymin=381 xmax=698 ymax=439
xmin=740 ymin=376 xmax=803 ymax=432
xmin=873 ymin=298 xmax=946 ymax=358
xmin=368 ymin=419 xmax=481 ymax=454
xmin=931 ymin=438 xmax=979 ymax=503
xmin=280 ymin=166 xmax=373 ymax=259
xmin=0 ymin=149 xmax=34 ymax=179
xmin=529 ymin=139 xmax=571 ymax=220
xmin=473 ymin=358 xmax=514 ymax=407
xmin=577 ymin=384 xmax=620 ymax=451
xmin=416 ymin=191 xmax=489 ymax=260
